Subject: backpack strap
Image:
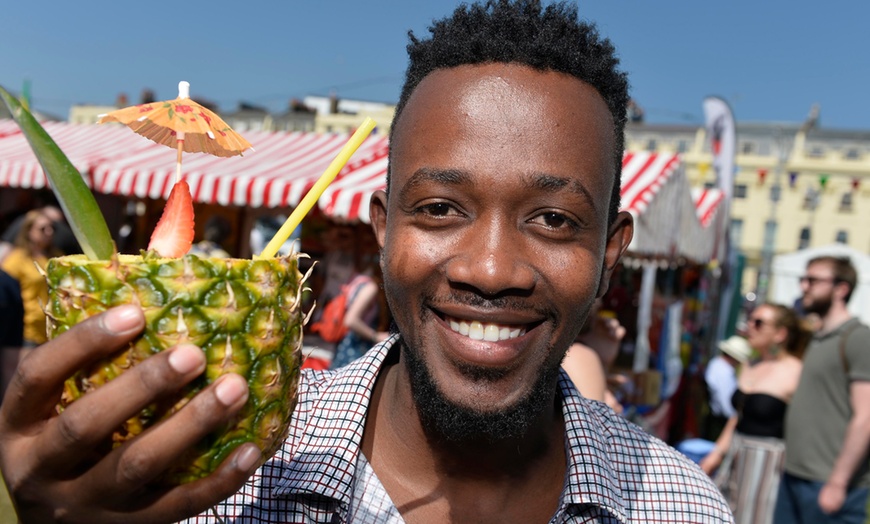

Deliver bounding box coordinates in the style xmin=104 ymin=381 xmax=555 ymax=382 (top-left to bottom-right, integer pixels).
xmin=344 ymin=275 xmax=371 ymax=310
xmin=838 ymin=322 xmax=860 ymax=375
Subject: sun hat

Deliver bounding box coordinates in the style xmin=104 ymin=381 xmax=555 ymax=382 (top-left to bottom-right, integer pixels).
xmin=718 ymin=335 xmax=752 ymax=363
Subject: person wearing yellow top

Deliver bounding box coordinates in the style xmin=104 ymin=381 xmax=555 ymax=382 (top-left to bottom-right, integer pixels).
xmin=0 ymin=210 xmax=61 ymax=346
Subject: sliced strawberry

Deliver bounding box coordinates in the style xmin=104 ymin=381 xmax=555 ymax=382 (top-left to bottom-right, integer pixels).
xmin=147 ymin=180 xmax=195 ymax=257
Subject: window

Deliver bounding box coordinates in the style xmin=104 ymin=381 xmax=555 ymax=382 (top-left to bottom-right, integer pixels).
xmin=676 ymin=140 xmax=689 ymax=153
xmin=740 ymin=141 xmax=754 ymax=154
xmin=704 ymin=181 xmax=717 ymax=190
xmin=808 ymin=146 xmax=825 ymax=158
xmin=836 ymin=230 xmax=849 ymax=244
xmin=803 ymin=188 xmax=820 ymax=210
xmin=729 ymin=219 xmax=744 ymax=247
xmin=734 ymin=184 xmax=748 ymax=199
xmin=799 ymin=227 xmax=811 ymax=250
xmin=646 ymin=139 xmax=657 ymax=151
xmin=845 ymin=148 xmax=860 ymax=160
xmin=840 ymin=192 xmax=853 ymax=212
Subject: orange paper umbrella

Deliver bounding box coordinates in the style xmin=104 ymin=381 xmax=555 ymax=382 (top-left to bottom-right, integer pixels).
xmin=98 ymin=81 xmax=253 ymax=182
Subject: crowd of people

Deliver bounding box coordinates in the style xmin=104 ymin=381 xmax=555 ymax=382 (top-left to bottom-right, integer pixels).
xmin=700 ymin=255 xmax=869 ymax=524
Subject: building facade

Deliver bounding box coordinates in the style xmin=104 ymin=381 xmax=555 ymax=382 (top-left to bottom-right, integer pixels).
xmin=624 ymin=120 xmax=870 ymax=297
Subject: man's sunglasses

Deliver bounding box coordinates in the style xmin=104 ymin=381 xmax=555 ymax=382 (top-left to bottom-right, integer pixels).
xmin=799 ymin=276 xmax=838 ymax=286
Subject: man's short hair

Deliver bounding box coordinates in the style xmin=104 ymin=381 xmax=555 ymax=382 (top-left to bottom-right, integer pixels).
xmin=808 ymin=255 xmax=858 ymax=303
xmin=389 ymin=0 xmax=629 ymax=224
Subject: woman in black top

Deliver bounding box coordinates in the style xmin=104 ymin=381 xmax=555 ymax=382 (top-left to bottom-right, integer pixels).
xmin=700 ymin=303 xmax=811 ymax=524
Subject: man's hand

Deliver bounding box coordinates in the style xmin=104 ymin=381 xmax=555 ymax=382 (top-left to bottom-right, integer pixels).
xmin=818 ymin=481 xmax=847 ymax=514
xmin=0 ymin=305 xmax=259 ymax=523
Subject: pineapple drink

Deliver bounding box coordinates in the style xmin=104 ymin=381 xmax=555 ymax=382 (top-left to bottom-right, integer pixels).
xmin=40 ymin=176 xmax=308 ymax=485
xmin=0 ymin=84 xmax=371 ymax=486
xmin=46 ymin=251 xmax=305 ymax=485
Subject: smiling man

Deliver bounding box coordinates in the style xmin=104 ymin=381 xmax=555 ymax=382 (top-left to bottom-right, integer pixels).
xmin=0 ymin=1 xmax=731 ymax=523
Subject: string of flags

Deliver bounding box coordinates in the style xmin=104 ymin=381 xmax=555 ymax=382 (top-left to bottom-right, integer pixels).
xmin=695 ymin=162 xmax=861 ymax=191
xmin=750 ymin=169 xmax=861 ymax=191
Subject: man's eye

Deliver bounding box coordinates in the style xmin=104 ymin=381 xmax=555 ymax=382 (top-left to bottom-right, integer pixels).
xmin=535 ymin=212 xmax=574 ymax=229
xmin=418 ymin=202 xmax=454 ymax=217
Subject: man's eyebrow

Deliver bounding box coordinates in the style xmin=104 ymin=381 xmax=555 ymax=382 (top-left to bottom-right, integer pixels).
xmin=524 ymin=173 xmax=597 ymax=209
xmin=399 ymin=167 xmax=471 ymax=199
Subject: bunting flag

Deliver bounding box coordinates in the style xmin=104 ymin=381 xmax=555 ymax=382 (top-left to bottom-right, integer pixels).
xmin=789 ymin=172 xmax=798 ymax=188
xmin=852 ymin=178 xmax=860 ymax=191
xmin=820 ymin=174 xmax=829 ymax=189
xmin=758 ymin=168 xmax=768 ymax=184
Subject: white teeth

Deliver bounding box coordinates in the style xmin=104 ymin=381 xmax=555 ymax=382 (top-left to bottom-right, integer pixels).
xmin=469 ymin=321 xmax=484 ymax=340
xmin=446 ymin=317 xmax=527 ymax=341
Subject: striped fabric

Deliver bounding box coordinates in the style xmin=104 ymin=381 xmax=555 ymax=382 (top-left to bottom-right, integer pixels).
xmin=691 ymin=187 xmax=725 ymax=227
xmin=714 ymin=432 xmax=786 ymax=524
xmin=185 ymin=337 xmax=733 ymax=523
xmin=0 ymin=119 xmax=721 ymax=229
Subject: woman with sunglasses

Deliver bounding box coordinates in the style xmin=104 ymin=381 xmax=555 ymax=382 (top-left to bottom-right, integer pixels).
xmin=0 ymin=209 xmax=62 ymax=348
xmin=700 ymin=303 xmax=813 ymax=524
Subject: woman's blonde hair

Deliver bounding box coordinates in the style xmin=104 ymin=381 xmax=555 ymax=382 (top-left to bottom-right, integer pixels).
xmin=14 ymin=210 xmax=58 ymax=257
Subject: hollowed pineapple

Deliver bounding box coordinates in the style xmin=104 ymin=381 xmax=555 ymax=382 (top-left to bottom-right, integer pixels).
xmin=46 ymin=252 xmax=307 ymax=485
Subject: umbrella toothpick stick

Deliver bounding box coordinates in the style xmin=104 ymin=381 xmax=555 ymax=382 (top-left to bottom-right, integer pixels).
xmin=175 ymin=81 xmax=190 ymax=184
xmin=176 ymin=132 xmax=184 ymax=183
xmin=258 ymin=117 xmax=377 ymax=259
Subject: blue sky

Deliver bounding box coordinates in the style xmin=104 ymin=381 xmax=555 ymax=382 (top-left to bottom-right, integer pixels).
xmin=3 ymin=1 xmax=868 ymax=129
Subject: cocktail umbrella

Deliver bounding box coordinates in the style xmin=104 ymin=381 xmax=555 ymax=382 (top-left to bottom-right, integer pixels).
xmin=98 ymin=81 xmax=253 ymax=183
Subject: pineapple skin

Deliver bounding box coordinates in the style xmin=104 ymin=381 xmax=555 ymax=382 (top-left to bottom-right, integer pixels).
xmin=44 ymin=253 xmax=305 ymax=485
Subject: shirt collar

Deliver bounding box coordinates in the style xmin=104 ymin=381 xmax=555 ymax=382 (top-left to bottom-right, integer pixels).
xmin=814 ymin=316 xmax=860 ymax=340
xmin=557 ymin=371 xmax=628 ymax=521
xmin=271 ymin=336 xmax=396 ymax=503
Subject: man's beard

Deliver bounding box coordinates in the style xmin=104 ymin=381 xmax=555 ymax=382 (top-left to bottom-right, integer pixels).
xmin=402 ymin=337 xmax=561 ymax=444
xmin=803 ymin=292 xmax=833 ymax=317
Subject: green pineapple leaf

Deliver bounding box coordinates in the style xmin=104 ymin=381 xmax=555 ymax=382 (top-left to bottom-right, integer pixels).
xmin=0 ymin=85 xmax=114 ymax=260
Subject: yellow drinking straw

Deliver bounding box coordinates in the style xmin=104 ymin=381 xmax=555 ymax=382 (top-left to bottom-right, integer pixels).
xmin=258 ymin=116 xmax=377 ymax=259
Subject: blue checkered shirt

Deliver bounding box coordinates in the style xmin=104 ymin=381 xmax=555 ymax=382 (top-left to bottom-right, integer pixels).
xmin=187 ymin=336 xmax=732 ymax=523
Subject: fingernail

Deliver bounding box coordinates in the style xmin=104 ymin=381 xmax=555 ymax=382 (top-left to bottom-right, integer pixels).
xmin=235 ymin=444 xmax=261 ymax=472
xmin=168 ymin=345 xmax=204 ymax=374
xmin=215 ymin=375 xmax=248 ymax=406
xmin=103 ymin=305 xmax=142 ymax=332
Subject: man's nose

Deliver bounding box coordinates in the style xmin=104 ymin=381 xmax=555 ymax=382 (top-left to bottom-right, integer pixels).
xmin=444 ymin=218 xmax=536 ymax=296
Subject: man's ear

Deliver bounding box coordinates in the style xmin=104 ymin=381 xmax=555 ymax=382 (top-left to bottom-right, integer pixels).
xmin=597 ymin=210 xmax=633 ymax=297
xmin=834 ymin=280 xmax=851 ymax=304
xmin=369 ymin=189 xmax=388 ymax=251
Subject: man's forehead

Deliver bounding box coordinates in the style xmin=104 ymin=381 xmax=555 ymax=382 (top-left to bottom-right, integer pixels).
xmin=389 ymin=63 xmax=616 ymax=180
xmin=807 ymin=261 xmax=835 ymax=275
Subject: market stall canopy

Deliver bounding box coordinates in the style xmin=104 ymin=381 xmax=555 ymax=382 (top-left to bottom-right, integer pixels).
xmin=622 ymin=151 xmax=722 ymax=263
xmin=691 ymin=187 xmax=724 ymax=228
xmin=0 ymin=121 xmax=719 ymax=261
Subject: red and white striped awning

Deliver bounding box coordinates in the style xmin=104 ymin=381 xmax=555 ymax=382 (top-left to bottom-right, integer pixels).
xmin=619 ymin=151 xmax=680 ymax=218
xmin=691 ymin=187 xmax=724 ymax=228
xmin=90 ymin=129 xmax=389 ymax=222
xmin=0 ymin=120 xmax=700 ymax=226
xmin=0 ymin=121 xmax=154 ymax=190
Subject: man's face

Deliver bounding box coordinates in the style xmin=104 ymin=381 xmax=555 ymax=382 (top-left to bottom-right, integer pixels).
xmin=800 ymin=261 xmax=838 ymax=316
xmin=370 ymin=63 xmax=632 ymax=438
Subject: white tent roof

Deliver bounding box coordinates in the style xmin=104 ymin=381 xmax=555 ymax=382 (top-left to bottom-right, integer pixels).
xmin=771 ymin=243 xmax=870 ymax=325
